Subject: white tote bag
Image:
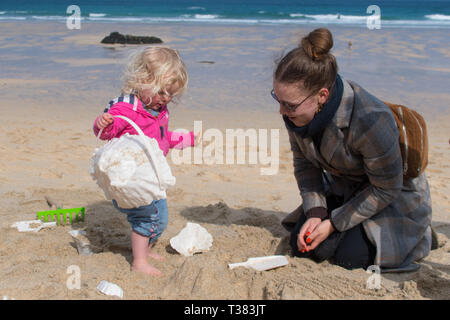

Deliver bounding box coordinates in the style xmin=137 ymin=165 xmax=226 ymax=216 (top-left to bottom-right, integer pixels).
xmin=90 ymin=115 xmax=176 ymax=209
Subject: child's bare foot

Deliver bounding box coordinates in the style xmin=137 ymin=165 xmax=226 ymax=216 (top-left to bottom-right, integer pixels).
xmin=148 ymin=250 xmax=165 ymax=261
xmin=132 ymin=259 xmax=163 ymax=277
xmin=147 ymin=243 xmax=165 ymax=261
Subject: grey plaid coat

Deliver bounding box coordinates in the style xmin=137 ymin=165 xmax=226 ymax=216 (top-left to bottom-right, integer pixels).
xmin=282 ymin=78 xmax=432 ymax=269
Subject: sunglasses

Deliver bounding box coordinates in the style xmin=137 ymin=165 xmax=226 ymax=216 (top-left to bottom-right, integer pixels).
xmin=271 ymin=89 xmax=316 ymax=112
xmin=158 ymin=90 xmax=175 ymax=100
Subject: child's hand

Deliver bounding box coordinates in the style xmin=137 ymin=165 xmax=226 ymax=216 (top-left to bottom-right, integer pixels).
xmin=194 ymin=129 xmax=203 ymax=146
xmin=96 ymin=113 xmax=114 ymax=130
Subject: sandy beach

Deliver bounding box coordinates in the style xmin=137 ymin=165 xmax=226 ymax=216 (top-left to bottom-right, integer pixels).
xmin=0 ymin=20 xmax=449 ymax=300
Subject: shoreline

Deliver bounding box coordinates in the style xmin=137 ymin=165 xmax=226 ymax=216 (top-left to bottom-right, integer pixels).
xmin=3 ymin=19 xmax=450 ymax=30
xmin=2 ymin=15 xmax=450 ymax=29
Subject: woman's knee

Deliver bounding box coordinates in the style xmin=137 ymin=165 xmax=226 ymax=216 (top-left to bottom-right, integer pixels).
xmin=332 ymin=224 xmax=376 ymax=270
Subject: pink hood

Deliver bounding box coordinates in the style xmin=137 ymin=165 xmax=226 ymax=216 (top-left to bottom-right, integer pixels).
xmin=93 ymin=94 xmax=194 ymax=156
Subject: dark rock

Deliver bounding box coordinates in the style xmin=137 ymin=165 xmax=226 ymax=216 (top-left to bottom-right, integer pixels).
xmin=198 ymin=61 xmax=215 ymax=64
xmin=101 ymin=32 xmax=163 ymax=45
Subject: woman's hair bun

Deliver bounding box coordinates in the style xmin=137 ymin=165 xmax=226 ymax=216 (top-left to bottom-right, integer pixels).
xmin=300 ymin=28 xmax=334 ymax=61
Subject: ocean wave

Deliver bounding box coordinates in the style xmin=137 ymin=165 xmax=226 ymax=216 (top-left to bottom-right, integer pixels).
xmin=382 ymin=19 xmax=450 ymax=26
xmin=87 ymin=16 xmax=142 ymax=22
xmin=0 ymin=11 xmax=6 ymax=14
xmin=89 ymin=13 xmax=107 ymax=18
xmin=425 ymin=14 xmax=450 ymax=20
xmin=1 ymin=13 xmax=449 ymax=27
xmin=194 ymin=14 xmax=219 ymax=19
xmin=188 ymin=7 xmax=206 ymax=11
xmin=290 ymin=13 xmax=369 ymax=22
xmin=0 ymin=16 xmax=26 ymax=20
xmin=178 ymin=14 xmax=221 ymax=20
xmin=31 ymin=15 xmax=67 ymax=21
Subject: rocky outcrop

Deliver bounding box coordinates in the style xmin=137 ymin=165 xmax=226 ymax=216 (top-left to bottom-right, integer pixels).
xmin=101 ymin=32 xmax=163 ymax=44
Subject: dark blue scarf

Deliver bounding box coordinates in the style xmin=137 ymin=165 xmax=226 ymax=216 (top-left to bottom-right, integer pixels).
xmin=283 ymin=74 xmax=344 ymax=148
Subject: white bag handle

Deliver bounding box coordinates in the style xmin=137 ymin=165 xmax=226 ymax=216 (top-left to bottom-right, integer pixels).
xmin=96 ymin=115 xmax=164 ymax=189
xmin=96 ymin=115 xmax=146 ymax=140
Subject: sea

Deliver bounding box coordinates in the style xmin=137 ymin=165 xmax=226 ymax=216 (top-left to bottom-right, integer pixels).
xmin=1 ymin=1 xmax=449 ymax=116
xmin=1 ymin=0 xmax=450 ymax=28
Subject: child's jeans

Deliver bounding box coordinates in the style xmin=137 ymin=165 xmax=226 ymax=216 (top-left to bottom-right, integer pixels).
xmin=112 ymin=199 xmax=168 ymax=244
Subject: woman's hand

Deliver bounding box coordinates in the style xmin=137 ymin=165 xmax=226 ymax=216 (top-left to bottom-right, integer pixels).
xmin=297 ymin=217 xmax=321 ymax=253
xmin=96 ymin=113 xmax=114 ymax=130
xmin=305 ymin=219 xmax=335 ymax=251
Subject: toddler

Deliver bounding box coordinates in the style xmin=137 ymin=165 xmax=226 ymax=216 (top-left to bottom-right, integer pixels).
xmin=93 ymin=47 xmax=199 ymax=276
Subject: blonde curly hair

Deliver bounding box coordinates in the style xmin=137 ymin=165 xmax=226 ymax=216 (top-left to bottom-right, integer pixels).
xmin=121 ymin=46 xmax=188 ymax=102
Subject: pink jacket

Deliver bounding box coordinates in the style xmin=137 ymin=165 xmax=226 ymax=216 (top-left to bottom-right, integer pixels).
xmin=93 ymin=94 xmax=194 ymax=156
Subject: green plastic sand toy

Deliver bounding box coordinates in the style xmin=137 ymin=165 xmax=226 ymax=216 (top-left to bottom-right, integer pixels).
xmin=37 ymin=207 xmax=85 ymax=225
